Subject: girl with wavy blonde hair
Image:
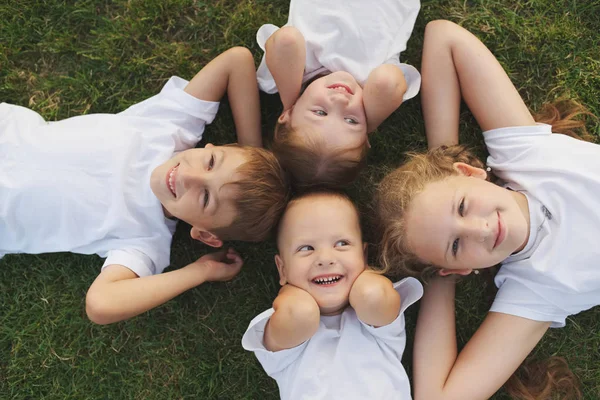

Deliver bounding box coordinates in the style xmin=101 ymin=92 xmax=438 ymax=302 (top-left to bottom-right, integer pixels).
xmin=376 ymin=20 xmax=598 ymax=400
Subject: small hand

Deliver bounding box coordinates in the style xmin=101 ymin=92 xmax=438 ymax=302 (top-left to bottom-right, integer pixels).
xmin=189 ymin=248 xmax=243 ymax=282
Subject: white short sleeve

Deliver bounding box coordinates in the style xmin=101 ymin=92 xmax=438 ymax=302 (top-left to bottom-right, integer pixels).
xmin=102 ymin=248 xmax=157 ymax=278
xmin=483 ymin=123 xmax=551 ymax=166
xmin=255 ymin=25 xmax=421 ymax=102
xmin=360 ymin=277 xmax=423 ymax=340
xmin=242 ymin=308 xmax=309 ymax=376
xmin=492 ymin=278 xmax=570 ymax=328
xmin=119 ymin=76 xmax=220 ymax=149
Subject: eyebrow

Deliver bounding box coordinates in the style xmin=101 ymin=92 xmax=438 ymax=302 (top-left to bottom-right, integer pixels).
xmin=210 ymin=150 xmax=226 ymax=217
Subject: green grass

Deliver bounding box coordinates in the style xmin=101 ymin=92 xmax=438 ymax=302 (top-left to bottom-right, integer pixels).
xmin=1 ymin=0 xmax=599 ymax=398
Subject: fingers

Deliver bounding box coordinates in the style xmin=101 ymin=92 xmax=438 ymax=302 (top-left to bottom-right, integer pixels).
xmin=224 ymin=248 xmax=243 ymax=267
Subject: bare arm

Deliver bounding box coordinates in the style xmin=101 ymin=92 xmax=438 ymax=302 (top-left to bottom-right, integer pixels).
xmin=413 ymin=277 xmax=550 ymax=400
xmin=421 ymin=20 xmax=536 ymax=149
xmin=265 ymin=26 xmax=306 ymax=111
xmin=85 ymin=249 xmax=243 ymax=325
xmin=184 ymin=47 xmax=262 ymax=147
xmin=349 ymin=270 xmax=401 ymax=327
xmin=264 ymin=284 xmax=320 ymax=352
xmin=363 ymin=64 xmax=408 ymax=133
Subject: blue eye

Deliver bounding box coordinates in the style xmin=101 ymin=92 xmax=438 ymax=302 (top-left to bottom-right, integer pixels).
xmin=344 ymin=117 xmax=358 ymax=125
xmin=458 ymin=198 xmax=465 ymax=216
xmin=313 ymin=110 xmax=327 ymax=116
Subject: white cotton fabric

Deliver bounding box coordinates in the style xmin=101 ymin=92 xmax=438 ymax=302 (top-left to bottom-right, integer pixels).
xmin=483 ymin=123 xmax=600 ymax=328
xmin=0 ymin=77 xmax=219 ymax=277
xmin=242 ymin=277 xmax=423 ymax=400
xmin=256 ymin=0 xmax=421 ymax=101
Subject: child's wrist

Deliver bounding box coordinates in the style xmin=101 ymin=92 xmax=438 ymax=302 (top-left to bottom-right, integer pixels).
xmin=181 ymin=262 xmax=211 ymax=285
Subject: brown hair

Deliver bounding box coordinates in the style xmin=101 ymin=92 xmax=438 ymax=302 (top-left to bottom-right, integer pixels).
xmin=376 ymin=98 xmax=592 ymax=400
xmin=210 ymin=145 xmax=291 ymax=242
xmin=533 ymin=98 xmax=596 ymax=142
xmin=504 ymin=357 xmax=582 ymax=400
xmin=272 ymin=121 xmax=368 ymax=190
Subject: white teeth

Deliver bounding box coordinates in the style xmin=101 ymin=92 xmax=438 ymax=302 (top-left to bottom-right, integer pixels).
xmin=313 ymin=276 xmax=342 ymax=285
xmin=330 ymin=85 xmax=349 ymax=94
xmin=168 ymin=165 xmax=178 ymax=196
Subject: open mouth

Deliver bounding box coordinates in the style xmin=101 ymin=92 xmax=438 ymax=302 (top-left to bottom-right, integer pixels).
xmin=166 ymin=164 xmax=179 ymax=197
xmin=312 ymin=275 xmax=343 ymax=286
xmin=494 ymin=211 xmax=505 ymax=249
xmin=327 ymin=83 xmax=353 ymax=95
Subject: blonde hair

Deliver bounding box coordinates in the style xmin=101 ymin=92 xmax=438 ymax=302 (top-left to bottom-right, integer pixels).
xmin=376 ymin=145 xmax=486 ymax=277
xmin=376 ymin=98 xmax=594 ymax=278
xmin=272 ymin=121 xmax=368 ymax=190
xmin=210 ymin=145 xmax=291 ymax=242
xmin=376 ymin=98 xmax=592 ymax=400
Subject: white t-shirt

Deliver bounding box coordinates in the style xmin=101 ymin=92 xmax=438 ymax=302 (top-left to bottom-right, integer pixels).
xmin=0 ymin=77 xmax=219 ymax=278
xmin=242 ymin=277 xmax=424 ymax=400
xmin=483 ymin=124 xmax=600 ymax=327
xmin=256 ymin=0 xmax=421 ymax=102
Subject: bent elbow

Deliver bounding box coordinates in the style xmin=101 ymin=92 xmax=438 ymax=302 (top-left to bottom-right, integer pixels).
xmin=85 ymin=290 xmax=116 ymax=325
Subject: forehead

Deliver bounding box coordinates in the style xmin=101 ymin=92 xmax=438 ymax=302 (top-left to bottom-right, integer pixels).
xmin=290 ymin=122 xmax=366 ymax=160
xmin=279 ymin=195 xmax=360 ymax=240
xmin=405 ymin=178 xmax=460 ymax=266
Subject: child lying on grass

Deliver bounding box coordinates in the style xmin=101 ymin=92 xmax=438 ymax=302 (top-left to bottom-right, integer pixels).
xmin=0 ymin=47 xmax=290 ymax=325
xmin=243 ymin=190 xmax=422 ymax=399
xmin=256 ymin=0 xmax=422 ymax=188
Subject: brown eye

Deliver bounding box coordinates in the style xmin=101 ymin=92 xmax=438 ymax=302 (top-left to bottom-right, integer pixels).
xmin=452 ymin=238 xmax=460 ymax=256
xmin=204 ymin=189 xmax=209 ymax=208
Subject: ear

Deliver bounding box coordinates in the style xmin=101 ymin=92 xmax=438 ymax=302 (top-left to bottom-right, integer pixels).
xmin=274 ymin=254 xmax=287 ymax=286
xmin=438 ymin=268 xmax=473 ymax=277
xmin=277 ymin=109 xmax=292 ymax=124
xmin=453 ymin=162 xmax=487 ymax=180
xmin=190 ymin=227 xmax=223 ymax=248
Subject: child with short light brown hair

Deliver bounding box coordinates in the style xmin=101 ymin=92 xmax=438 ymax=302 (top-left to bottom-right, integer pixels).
xmin=1 ymin=47 xmax=290 ymax=325
xmin=243 ymin=190 xmax=422 ymax=399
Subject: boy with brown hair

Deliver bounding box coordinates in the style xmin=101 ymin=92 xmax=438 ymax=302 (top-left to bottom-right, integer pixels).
xmin=0 ymin=47 xmax=290 ymax=324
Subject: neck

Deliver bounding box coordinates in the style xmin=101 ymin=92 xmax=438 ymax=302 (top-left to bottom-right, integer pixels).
xmin=162 ymin=205 xmax=177 ymax=220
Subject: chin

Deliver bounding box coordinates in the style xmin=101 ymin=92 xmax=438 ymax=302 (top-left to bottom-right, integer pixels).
xmin=318 ymin=299 xmax=349 ymax=315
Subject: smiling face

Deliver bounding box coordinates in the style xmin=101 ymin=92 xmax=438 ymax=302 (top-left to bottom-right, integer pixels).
xmin=404 ymin=171 xmax=530 ymax=273
xmin=284 ymin=71 xmax=368 ymax=158
xmin=275 ymin=193 xmax=366 ymax=315
xmin=150 ymin=144 xmax=247 ymax=238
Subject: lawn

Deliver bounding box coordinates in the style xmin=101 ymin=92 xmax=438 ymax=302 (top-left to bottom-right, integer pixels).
xmin=1 ymin=0 xmax=599 ymax=399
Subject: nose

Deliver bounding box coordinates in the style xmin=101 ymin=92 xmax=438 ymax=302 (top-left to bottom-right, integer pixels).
xmin=315 ymin=249 xmax=336 ymax=267
xmin=462 ymin=217 xmax=491 ymax=243
xmin=329 ymin=92 xmax=350 ymax=106
xmin=180 ymin=166 xmax=206 ymax=188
